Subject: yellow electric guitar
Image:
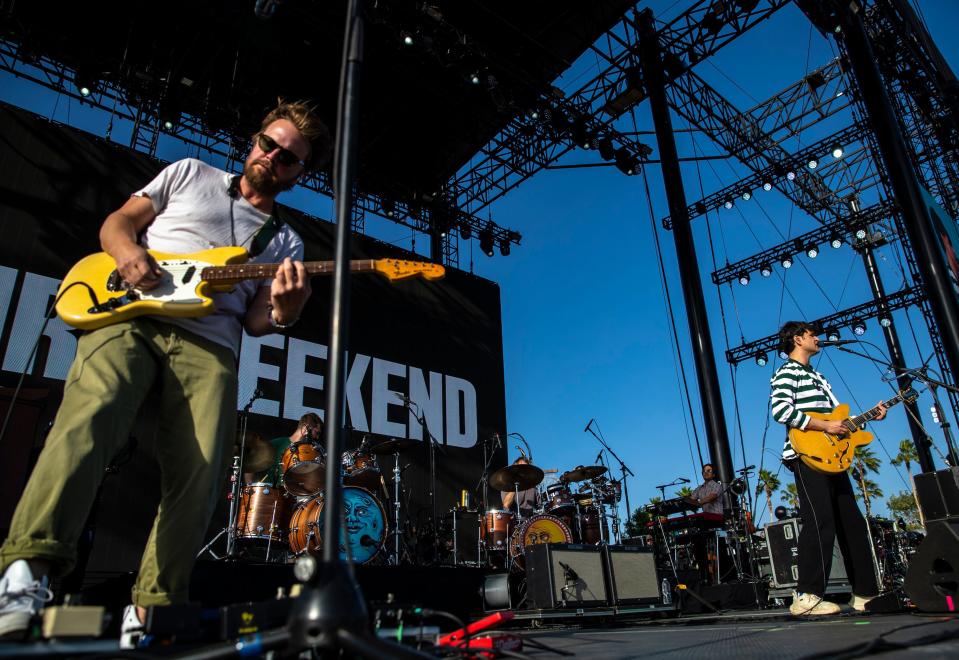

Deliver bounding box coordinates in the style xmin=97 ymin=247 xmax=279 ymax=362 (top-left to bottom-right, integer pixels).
xmin=55 ymin=246 xmax=446 ymax=330
xmin=788 ymin=388 xmax=918 ymax=473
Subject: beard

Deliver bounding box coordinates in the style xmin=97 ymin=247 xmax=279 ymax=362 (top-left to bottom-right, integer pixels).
xmin=243 ymin=158 xmax=297 ymax=196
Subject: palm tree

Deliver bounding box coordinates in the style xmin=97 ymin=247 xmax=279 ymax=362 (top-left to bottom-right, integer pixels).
xmin=854 ymin=445 xmax=881 ymax=474
xmin=756 ymin=469 xmax=781 ymax=518
xmin=890 ymin=439 xmax=918 ymax=475
xmin=853 ymin=476 xmax=884 ymax=516
xmin=676 ymin=486 xmax=693 ymax=498
xmin=781 ymin=483 xmax=799 ymax=508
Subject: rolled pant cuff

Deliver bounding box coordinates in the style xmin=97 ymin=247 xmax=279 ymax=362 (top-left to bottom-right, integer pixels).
xmin=132 ymin=586 xmax=190 ymax=608
xmin=0 ymin=539 xmax=75 ymax=576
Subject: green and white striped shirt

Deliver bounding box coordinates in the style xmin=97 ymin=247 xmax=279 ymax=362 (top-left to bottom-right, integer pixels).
xmin=770 ymin=359 xmax=839 ymax=460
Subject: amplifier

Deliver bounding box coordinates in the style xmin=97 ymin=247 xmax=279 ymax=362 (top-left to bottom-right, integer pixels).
xmin=444 ymin=509 xmax=481 ymax=566
xmin=914 ymin=468 xmax=959 ymax=522
xmin=604 ymin=546 xmax=661 ymax=605
xmin=764 ymin=518 xmax=849 ymax=589
xmin=526 ymin=544 xmax=609 ymax=609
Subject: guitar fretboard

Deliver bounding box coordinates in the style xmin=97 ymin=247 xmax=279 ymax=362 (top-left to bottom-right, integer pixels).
xmin=841 ymin=390 xmax=914 ymax=432
xmin=200 ymin=260 xmax=377 ymax=282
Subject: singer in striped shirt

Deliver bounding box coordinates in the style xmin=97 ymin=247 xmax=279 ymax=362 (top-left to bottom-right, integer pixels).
xmin=768 ymin=321 xmax=884 ymax=617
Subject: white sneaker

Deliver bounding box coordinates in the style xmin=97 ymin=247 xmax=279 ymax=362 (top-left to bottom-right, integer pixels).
xmin=0 ymin=560 xmax=53 ymax=639
xmin=849 ymin=593 xmax=874 ymax=612
xmin=119 ymin=605 xmax=144 ymax=649
xmin=789 ymin=591 xmax=840 ymax=616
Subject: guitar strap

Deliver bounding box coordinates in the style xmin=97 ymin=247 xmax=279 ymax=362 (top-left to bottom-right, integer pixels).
xmin=227 ymin=174 xmax=283 ymax=257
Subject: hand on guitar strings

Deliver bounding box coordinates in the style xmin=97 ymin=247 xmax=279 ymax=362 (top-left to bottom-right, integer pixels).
xmin=115 ymin=244 xmax=164 ymax=291
xmin=270 ymin=257 xmax=311 ymax=324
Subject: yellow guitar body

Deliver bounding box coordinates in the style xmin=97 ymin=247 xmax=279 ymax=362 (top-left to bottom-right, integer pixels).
xmin=788 ymin=405 xmax=873 ymax=474
xmin=56 ymin=247 xmax=255 ymax=330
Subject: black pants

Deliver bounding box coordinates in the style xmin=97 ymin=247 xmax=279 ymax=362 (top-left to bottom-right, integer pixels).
xmin=793 ymin=460 xmax=879 ymax=597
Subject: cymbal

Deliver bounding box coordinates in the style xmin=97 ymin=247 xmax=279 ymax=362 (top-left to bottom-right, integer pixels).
xmin=239 ymin=433 xmax=276 ymax=472
xmin=559 ymin=465 xmax=608 ymax=483
xmin=488 ymin=463 xmax=545 ymax=492
xmin=371 ymin=437 xmax=419 ymax=455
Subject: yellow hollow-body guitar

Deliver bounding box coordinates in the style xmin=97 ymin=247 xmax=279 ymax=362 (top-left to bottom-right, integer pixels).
xmin=55 ymin=246 xmax=445 ymax=330
xmin=788 ymin=388 xmax=918 ymax=473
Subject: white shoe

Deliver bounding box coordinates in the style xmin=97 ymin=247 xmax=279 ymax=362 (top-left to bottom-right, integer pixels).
xmin=849 ymin=593 xmax=874 ymax=612
xmin=119 ymin=605 xmax=144 ymax=649
xmin=789 ymin=591 xmax=840 ymax=616
xmin=0 ymin=560 xmax=53 ymax=639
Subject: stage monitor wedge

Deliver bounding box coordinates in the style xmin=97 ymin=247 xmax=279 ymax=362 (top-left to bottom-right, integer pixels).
xmin=904 ymin=518 xmax=959 ymax=612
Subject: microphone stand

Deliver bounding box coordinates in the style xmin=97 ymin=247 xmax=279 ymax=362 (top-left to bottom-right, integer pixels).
xmin=585 ymin=423 xmax=634 ymax=536
xmin=398 ymin=395 xmax=446 ymax=563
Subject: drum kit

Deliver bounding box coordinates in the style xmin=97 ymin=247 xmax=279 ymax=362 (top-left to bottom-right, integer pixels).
xmin=480 ymin=461 xmax=624 ymax=570
xmin=214 ymin=432 xmax=401 ymax=565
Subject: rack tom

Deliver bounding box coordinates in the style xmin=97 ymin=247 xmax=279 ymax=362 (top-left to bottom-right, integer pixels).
xmin=281 ymin=440 xmax=325 ymax=496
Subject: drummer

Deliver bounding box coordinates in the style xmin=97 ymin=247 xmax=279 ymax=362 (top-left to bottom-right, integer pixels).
xmin=247 ymin=412 xmax=322 ymax=486
xmin=501 ymin=456 xmax=542 ymax=518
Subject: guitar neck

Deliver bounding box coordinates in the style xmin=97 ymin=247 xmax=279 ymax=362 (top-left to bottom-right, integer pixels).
xmin=845 ymin=392 xmax=908 ymax=430
xmin=201 ymin=260 xmax=377 ymax=283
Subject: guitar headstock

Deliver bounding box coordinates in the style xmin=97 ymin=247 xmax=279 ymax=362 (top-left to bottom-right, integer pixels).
xmin=373 ymin=259 xmax=446 ymax=281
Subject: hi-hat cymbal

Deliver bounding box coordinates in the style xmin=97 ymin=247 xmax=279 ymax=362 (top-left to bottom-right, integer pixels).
xmin=559 ymin=465 xmax=608 ymax=483
xmin=371 ymin=438 xmax=419 ymax=455
xmin=238 ymin=433 xmax=276 ymax=472
xmin=488 ymin=463 xmax=545 ymax=492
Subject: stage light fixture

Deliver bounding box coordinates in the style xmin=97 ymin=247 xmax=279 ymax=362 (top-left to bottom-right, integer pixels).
xmin=402 ymin=32 xmax=414 ymax=46
xmin=831 ymin=144 xmax=844 ymax=159
xmin=855 ymin=228 xmax=867 ymax=240
xmin=852 ymin=320 xmax=867 ymax=336
xmin=742 ymin=190 xmax=752 ymax=201
xmin=762 ymin=181 xmax=773 ymax=192
xmin=806 ymin=244 xmax=819 ymax=259
xmin=781 ymin=256 xmax=793 ymax=269
xmin=479 ymin=225 xmax=495 ymax=257
xmin=724 ymin=197 xmax=734 ymax=210
xmin=529 ymin=110 xmax=540 ymax=120
xmin=597 ymin=137 xmax=615 ymax=161
xmin=695 ymin=201 xmax=707 ymax=215
xmin=830 ymin=234 xmax=843 ymax=249
xmin=774 ymin=505 xmax=788 ymax=521
xmin=613 ymin=147 xmax=639 ymax=175
xmin=807 ymin=157 xmax=819 ymax=169
xmin=755 ymin=351 xmax=768 ymax=367
xmin=778 ymin=351 xmax=789 ymax=360
xmin=879 ymin=315 xmax=892 ymax=328
xmin=470 ymin=72 xmax=481 ymax=85
xmin=79 ymin=85 xmax=91 ymax=97
xmin=499 ymin=237 xmax=511 ymax=257
xmin=74 ymin=66 xmax=97 ymax=98
xmin=381 ymin=200 xmax=396 ymax=218
xmin=459 ymin=220 xmax=472 ymax=240
xmin=760 ymin=263 xmax=772 ymax=277
xmin=826 ymin=328 xmax=840 ymax=341
xmin=786 ymin=170 xmax=797 ymax=181
xmin=738 ymin=272 xmax=750 ymax=286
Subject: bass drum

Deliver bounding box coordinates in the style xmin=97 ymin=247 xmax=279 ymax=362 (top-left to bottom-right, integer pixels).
xmin=288 ymin=486 xmax=387 ymax=564
xmin=508 ymin=514 xmax=573 ymax=568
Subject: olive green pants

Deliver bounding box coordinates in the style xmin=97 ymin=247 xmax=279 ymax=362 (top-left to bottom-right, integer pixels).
xmin=0 ymin=319 xmax=237 ymax=607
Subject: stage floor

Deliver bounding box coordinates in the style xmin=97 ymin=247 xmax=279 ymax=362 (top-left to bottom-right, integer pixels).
xmin=518 ymin=610 xmax=959 ymax=659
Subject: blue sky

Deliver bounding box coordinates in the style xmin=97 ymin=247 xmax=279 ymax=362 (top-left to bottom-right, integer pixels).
xmin=2 ymin=1 xmax=957 ymax=526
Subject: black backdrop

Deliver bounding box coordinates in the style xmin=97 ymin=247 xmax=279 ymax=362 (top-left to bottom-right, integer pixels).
xmin=0 ymin=101 xmax=507 ymax=572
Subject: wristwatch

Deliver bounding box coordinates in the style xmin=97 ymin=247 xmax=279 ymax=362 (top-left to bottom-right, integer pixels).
xmin=268 ymin=305 xmax=297 ymax=330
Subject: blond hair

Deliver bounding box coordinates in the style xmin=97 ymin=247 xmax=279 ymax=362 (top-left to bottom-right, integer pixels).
xmin=260 ymin=100 xmax=332 ymax=170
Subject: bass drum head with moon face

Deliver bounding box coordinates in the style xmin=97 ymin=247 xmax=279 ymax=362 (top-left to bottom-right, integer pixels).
xmin=287 ymin=486 xmax=387 ymax=564
xmin=508 ymin=513 xmax=572 ymax=567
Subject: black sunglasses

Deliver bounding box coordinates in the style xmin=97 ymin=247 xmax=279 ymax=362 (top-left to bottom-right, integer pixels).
xmin=255 ymin=133 xmax=306 ymax=168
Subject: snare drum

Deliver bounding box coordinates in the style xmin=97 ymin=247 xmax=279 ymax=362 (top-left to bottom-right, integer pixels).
xmin=235 ymin=483 xmax=291 ymax=544
xmin=288 ymin=486 xmax=387 ymax=564
xmin=282 ymin=440 xmax=325 ymax=496
xmin=509 ymin=513 xmax=573 ymax=567
xmin=481 ymin=509 xmax=515 ymax=551
xmin=342 ymin=449 xmax=382 ymax=492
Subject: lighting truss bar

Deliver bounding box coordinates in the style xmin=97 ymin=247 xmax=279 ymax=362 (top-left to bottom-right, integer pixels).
xmin=710 ymin=199 xmax=896 ymax=285
xmin=0 ymin=39 xmax=521 ymax=266
xmin=726 ymin=286 xmax=923 ymax=364
xmin=661 ymin=123 xmax=869 ymax=228
xmin=444 ymin=0 xmax=792 ymax=215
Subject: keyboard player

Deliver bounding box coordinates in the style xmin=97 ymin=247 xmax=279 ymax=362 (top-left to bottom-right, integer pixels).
xmin=683 ymin=463 xmax=725 ymax=583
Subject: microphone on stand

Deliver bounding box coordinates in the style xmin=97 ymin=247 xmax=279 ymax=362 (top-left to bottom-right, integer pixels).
xmin=584 ymin=419 xmax=593 ymax=433
xmin=819 ymin=339 xmax=857 ymax=347
xmin=677 ymin=477 xmax=690 ymax=484
xmin=595 ymin=450 xmax=604 ymax=464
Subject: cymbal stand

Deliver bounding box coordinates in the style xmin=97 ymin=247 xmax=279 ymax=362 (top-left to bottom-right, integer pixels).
xmin=586 ymin=422 xmax=634 ymax=537
xmin=391 ymin=447 xmax=403 ymax=565
xmin=397 ymin=394 xmax=445 ymax=563
xmin=512 ymin=482 xmax=523 ymax=522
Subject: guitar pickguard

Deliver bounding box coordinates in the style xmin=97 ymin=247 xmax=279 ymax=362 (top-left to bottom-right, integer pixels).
xmin=108 ymin=259 xmax=212 ymax=306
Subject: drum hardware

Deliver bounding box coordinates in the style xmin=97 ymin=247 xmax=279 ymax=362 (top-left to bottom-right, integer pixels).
xmin=371 ymin=436 xmax=417 ymax=565
xmin=584 ymin=421 xmax=635 ymax=541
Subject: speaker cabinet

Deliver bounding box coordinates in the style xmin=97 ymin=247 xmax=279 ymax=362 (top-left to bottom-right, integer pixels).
xmin=904 ymin=518 xmax=959 ymax=612
xmin=444 ymin=509 xmax=481 ymax=566
xmin=914 ymin=468 xmax=959 ymax=522
xmin=604 ymin=546 xmax=661 ymax=605
xmin=526 ymin=544 xmax=608 ymax=609
xmin=764 ymin=518 xmax=848 ymax=588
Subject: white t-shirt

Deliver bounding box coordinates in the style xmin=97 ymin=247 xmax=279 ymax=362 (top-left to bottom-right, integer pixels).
xmin=134 ymin=158 xmax=304 ymax=354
